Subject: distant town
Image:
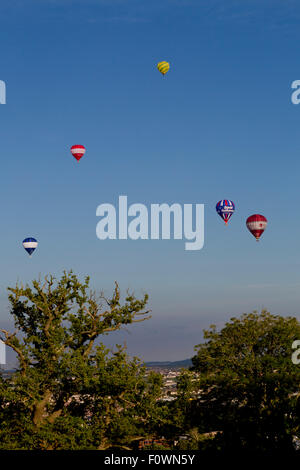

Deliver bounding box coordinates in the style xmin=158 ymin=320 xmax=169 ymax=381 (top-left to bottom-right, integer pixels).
xmin=145 ymin=359 xmax=192 ymax=401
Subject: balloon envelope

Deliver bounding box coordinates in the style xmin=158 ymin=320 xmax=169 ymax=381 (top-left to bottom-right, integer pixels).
xmin=23 ymin=237 xmax=38 ymax=256
xmin=157 ymin=61 xmax=170 ymax=75
xmin=71 ymin=145 xmax=86 ymax=162
xmin=246 ymin=214 xmax=267 ymax=241
xmin=216 ymin=200 xmax=235 ymax=225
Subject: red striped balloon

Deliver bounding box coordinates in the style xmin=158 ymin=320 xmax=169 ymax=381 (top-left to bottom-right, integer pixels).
xmin=246 ymin=214 xmax=267 ymax=241
xmin=70 ymin=145 xmax=86 ymax=162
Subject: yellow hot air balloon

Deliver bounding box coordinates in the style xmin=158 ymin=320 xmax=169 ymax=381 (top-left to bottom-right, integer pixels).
xmin=157 ymin=61 xmax=170 ymax=76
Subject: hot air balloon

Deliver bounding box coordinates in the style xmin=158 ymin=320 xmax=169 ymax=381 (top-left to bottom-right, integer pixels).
xmin=23 ymin=238 xmax=38 ymax=256
xmin=157 ymin=61 xmax=170 ymax=76
xmin=246 ymin=214 xmax=267 ymax=241
xmin=216 ymin=200 xmax=235 ymax=225
xmin=71 ymin=145 xmax=86 ymax=162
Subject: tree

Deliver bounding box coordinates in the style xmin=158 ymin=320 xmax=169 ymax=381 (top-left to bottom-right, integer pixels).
xmin=0 ymin=271 xmax=164 ymax=450
xmin=189 ymin=310 xmax=300 ymax=452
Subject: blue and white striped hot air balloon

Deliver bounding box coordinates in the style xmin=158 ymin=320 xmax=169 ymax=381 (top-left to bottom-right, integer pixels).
xmin=22 ymin=237 xmax=38 ymax=256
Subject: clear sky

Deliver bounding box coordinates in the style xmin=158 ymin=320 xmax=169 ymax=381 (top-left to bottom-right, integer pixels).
xmin=1 ymin=0 xmax=300 ymax=364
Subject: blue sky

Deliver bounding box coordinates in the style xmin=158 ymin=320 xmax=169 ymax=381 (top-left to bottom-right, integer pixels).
xmin=1 ymin=0 xmax=300 ymax=363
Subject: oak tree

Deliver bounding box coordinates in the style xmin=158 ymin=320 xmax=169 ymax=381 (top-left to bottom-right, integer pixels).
xmin=0 ymin=271 xmax=163 ymax=449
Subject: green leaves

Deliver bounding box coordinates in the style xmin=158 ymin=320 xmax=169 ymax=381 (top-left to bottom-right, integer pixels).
xmin=0 ymin=271 xmax=161 ymax=450
xmin=189 ymin=310 xmax=300 ymax=452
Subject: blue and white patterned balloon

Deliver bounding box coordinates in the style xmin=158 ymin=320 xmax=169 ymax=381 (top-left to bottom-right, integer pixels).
xmin=216 ymin=200 xmax=235 ymax=225
xmin=22 ymin=237 xmax=38 ymax=256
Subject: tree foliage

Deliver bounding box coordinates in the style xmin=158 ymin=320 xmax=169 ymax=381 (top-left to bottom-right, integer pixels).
xmin=2 ymin=278 xmax=300 ymax=453
xmin=0 ymin=271 xmax=164 ymax=449
xmin=188 ymin=310 xmax=300 ymax=452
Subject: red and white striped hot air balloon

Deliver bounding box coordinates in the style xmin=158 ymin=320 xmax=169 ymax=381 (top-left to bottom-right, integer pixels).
xmin=70 ymin=145 xmax=86 ymax=162
xmin=246 ymin=214 xmax=267 ymax=241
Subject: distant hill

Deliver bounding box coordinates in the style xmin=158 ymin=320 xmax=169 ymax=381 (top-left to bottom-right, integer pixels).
xmin=145 ymin=358 xmax=192 ymax=369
